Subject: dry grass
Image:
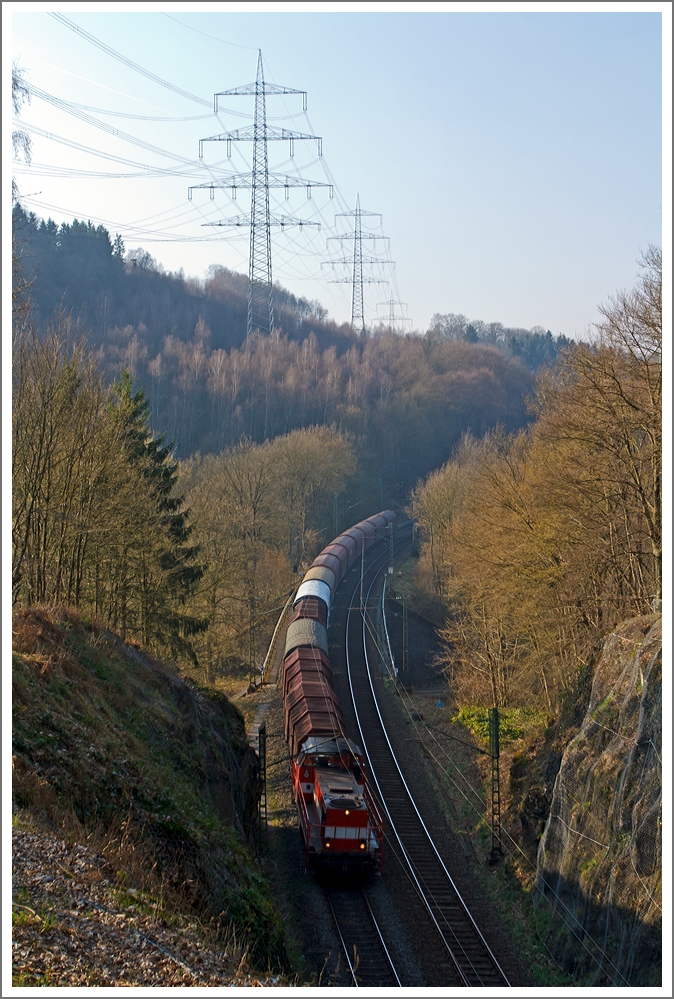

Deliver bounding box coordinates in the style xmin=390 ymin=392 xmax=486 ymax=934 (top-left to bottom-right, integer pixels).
xmin=12 ymin=604 xmax=290 ymax=974
xmin=11 ymin=816 xmax=292 ymax=987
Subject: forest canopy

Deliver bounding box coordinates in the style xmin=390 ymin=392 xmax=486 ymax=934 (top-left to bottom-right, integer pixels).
xmin=411 ymin=247 xmax=662 ymax=710
xmin=13 ymin=204 xmax=570 ymax=486
xmin=12 ymin=199 xmax=584 ymax=682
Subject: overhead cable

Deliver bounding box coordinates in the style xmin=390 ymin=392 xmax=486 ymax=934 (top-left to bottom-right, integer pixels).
xmin=162 ymin=12 xmax=259 ymax=51
xmin=21 ymin=195 xmax=230 ymax=243
xmin=16 ymin=120 xmax=203 ymax=178
xmin=61 ymin=102 xmax=215 ymax=122
xmin=25 ymin=82 xmax=203 ymax=168
xmin=49 ymin=12 xmax=213 ymax=108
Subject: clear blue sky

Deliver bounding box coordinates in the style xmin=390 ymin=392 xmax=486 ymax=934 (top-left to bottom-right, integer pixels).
xmin=8 ymin=4 xmax=665 ymax=338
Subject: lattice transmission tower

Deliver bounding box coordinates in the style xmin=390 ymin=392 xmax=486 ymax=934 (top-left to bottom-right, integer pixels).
xmin=377 ymin=295 xmax=411 ymax=334
xmin=190 ymin=51 xmax=330 ymax=338
xmin=323 ymin=195 xmax=392 ymax=334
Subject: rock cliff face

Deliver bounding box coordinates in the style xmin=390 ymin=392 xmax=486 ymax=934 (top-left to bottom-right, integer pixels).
xmin=536 ymin=615 xmax=661 ymax=986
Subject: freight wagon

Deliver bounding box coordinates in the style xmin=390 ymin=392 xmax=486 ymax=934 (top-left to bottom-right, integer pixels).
xmin=283 ymin=511 xmax=397 ymax=873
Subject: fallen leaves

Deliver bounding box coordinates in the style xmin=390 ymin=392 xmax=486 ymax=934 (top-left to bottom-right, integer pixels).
xmin=12 ymin=824 xmax=287 ymax=987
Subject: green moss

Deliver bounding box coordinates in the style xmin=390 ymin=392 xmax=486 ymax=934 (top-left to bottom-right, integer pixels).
xmin=13 ymin=970 xmax=55 ymax=987
xmin=580 ymin=856 xmax=599 ymax=881
xmin=452 ymin=705 xmax=550 ymax=746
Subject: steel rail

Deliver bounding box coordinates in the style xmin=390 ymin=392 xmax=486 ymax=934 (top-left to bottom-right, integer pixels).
xmin=345 ymin=539 xmax=471 ymax=986
xmin=326 ymin=888 xmax=402 ymax=987
xmin=325 ymin=892 xmax=359 ymax=987
xmin=360 ymin=563 xmax=501 ymax=969
xmin=344 ymin=532 xmax=511 ymax=987
xmin=361 ymin=890 xmax=402 ymax=987
xmin=381 ymin=578 xmax=396 ymax=677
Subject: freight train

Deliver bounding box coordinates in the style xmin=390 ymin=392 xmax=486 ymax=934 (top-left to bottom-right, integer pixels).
xmin=283 ymin=511 xmax=397 ymax=874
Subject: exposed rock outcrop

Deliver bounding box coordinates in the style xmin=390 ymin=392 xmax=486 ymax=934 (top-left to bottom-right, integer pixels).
xmin=536 ymin=615 xmax=661 ymax=986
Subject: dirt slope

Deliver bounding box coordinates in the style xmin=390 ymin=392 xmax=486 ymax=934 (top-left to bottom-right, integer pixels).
xmin=11 ymin=606 xmax=291 ymax=982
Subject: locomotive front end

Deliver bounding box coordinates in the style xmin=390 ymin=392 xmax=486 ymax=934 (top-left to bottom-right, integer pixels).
xmin=294 ymin=736 xmax=383 ymax=874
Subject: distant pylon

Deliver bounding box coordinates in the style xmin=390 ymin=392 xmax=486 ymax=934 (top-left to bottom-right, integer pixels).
xmin=350 ymin=195 xmax=365 ymax=333
xmin=194 ymin=52 xmax=328 ymax=338
xmin=377 ymin=295 xmax=410 ymax=334
xmin=248 ymin=54 xmax=273 ymax=339
xmin=323 ymin=195 xmax=392 ymax=334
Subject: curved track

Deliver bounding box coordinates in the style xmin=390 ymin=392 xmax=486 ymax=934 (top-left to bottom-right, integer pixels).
xmin=340 ymin=527 xmax=510 ymax=988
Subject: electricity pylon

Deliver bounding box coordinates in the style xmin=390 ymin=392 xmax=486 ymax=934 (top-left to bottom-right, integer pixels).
xmin=323 ymin=195 xmax=392 ymax=334
xmin=377 ymin=295 xmax=410 ymax=334
xmin=193 ymin=51 xmax=329 ymax=338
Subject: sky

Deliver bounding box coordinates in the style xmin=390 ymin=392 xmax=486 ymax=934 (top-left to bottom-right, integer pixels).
xmin=6 ymin=2 xmax=668 ymax=338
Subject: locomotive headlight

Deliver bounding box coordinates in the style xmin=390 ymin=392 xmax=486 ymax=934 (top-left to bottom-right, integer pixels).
xmin=360 ymin=842 xmax=366 ymax=849
xmin=345 ymin=810 xmax=350 ymax=815
xmin=325 ymin=841 xmax=331 ymax=848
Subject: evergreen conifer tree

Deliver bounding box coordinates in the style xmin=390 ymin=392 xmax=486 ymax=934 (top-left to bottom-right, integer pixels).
xmin=110 ymin=370 xmax=207 ymax=659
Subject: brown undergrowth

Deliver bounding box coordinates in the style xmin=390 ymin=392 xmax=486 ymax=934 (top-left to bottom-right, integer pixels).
xmin=12 ymin=605 xmax=293 ymax=980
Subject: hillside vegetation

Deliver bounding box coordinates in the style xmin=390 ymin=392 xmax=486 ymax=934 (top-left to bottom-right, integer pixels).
xmin=11 ymin=319 xmax=356 ymax=675
xmin=13 ymin=206 xmax=569 ymax=679
xmin=411 ymin=247 xmax=661 ymax=712
xmin=13 ymin=196 xmax=660 ymax=985
xmin=404 ymin=248 xmax=661 ymax=986
xmin=13 ymin=205 xmax=570 ymax=481
xmin=12 ymin=605 xmax=288 ymax=973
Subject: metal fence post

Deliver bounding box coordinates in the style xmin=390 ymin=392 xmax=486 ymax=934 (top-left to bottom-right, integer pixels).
xmin=489 ymin=707 xmax=502 ymax=863
xmin=258 ymin=722 xmax=267 ymax=848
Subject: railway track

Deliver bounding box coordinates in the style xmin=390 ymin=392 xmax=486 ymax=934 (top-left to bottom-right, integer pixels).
xmin=335 ymin=527 xmax=510 ymax=988
xmin=326 ymin=888 xmax=401 ymax=987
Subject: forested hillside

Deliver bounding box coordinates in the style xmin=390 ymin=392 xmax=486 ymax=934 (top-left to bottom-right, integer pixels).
xmin=12 ymin=196 xmax=661 ymax=994
xmin=12 ymin=205 xmax=342 ymax=357
xmin=411 ymin=246 xmax=661 ymax=713
xmin=11 ymin=200 xmax=575 ymax=682
xmin=406 ymin=247 xmax=661 ymax=986
xmin=13 ymin=206 xmax=571 ymax=484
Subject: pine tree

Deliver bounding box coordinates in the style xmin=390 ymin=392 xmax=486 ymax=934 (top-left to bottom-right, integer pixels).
xmin=112 ymin=233 xmax=125 ymax=260
xmin=109 ymin=370 xmax=207 ymax=659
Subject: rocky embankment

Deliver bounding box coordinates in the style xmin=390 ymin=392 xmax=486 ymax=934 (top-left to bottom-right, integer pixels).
xmin=536 ymin=615 xmax=662 ymax=987
xmin=12 ymin=607 xmax=291 ymax=984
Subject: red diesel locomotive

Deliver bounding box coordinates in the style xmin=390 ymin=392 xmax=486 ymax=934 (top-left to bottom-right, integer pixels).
xmin=283 ymin=511 xmax=397 ymax=873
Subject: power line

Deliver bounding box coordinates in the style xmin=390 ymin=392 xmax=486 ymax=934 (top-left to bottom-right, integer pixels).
xmin=17 ymin=119 xmax=188 ymax=176
xmin=14 ymin=163 xmax=195 ymax=181
xmin=49 ymin=13 xmax=213 ymax=108
xmin=25 ymin=19 xmax=403 ymax=330
xmin=376 ymin=295 xmax=412 ymax=333
xmin=53 ymin=102 xmax=214 ymax=123
xmin=19 ymin=195 xmax=234 ymax=244
xmin=162 ymin=12 xmax=259 ymax=51
xmin=297 ymin=109 xmax=404 ymax=327
xmin=24 ymin=82 xmax=203 ymax=169
xmin=16 ymin=120 xmax=202 ymax=178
